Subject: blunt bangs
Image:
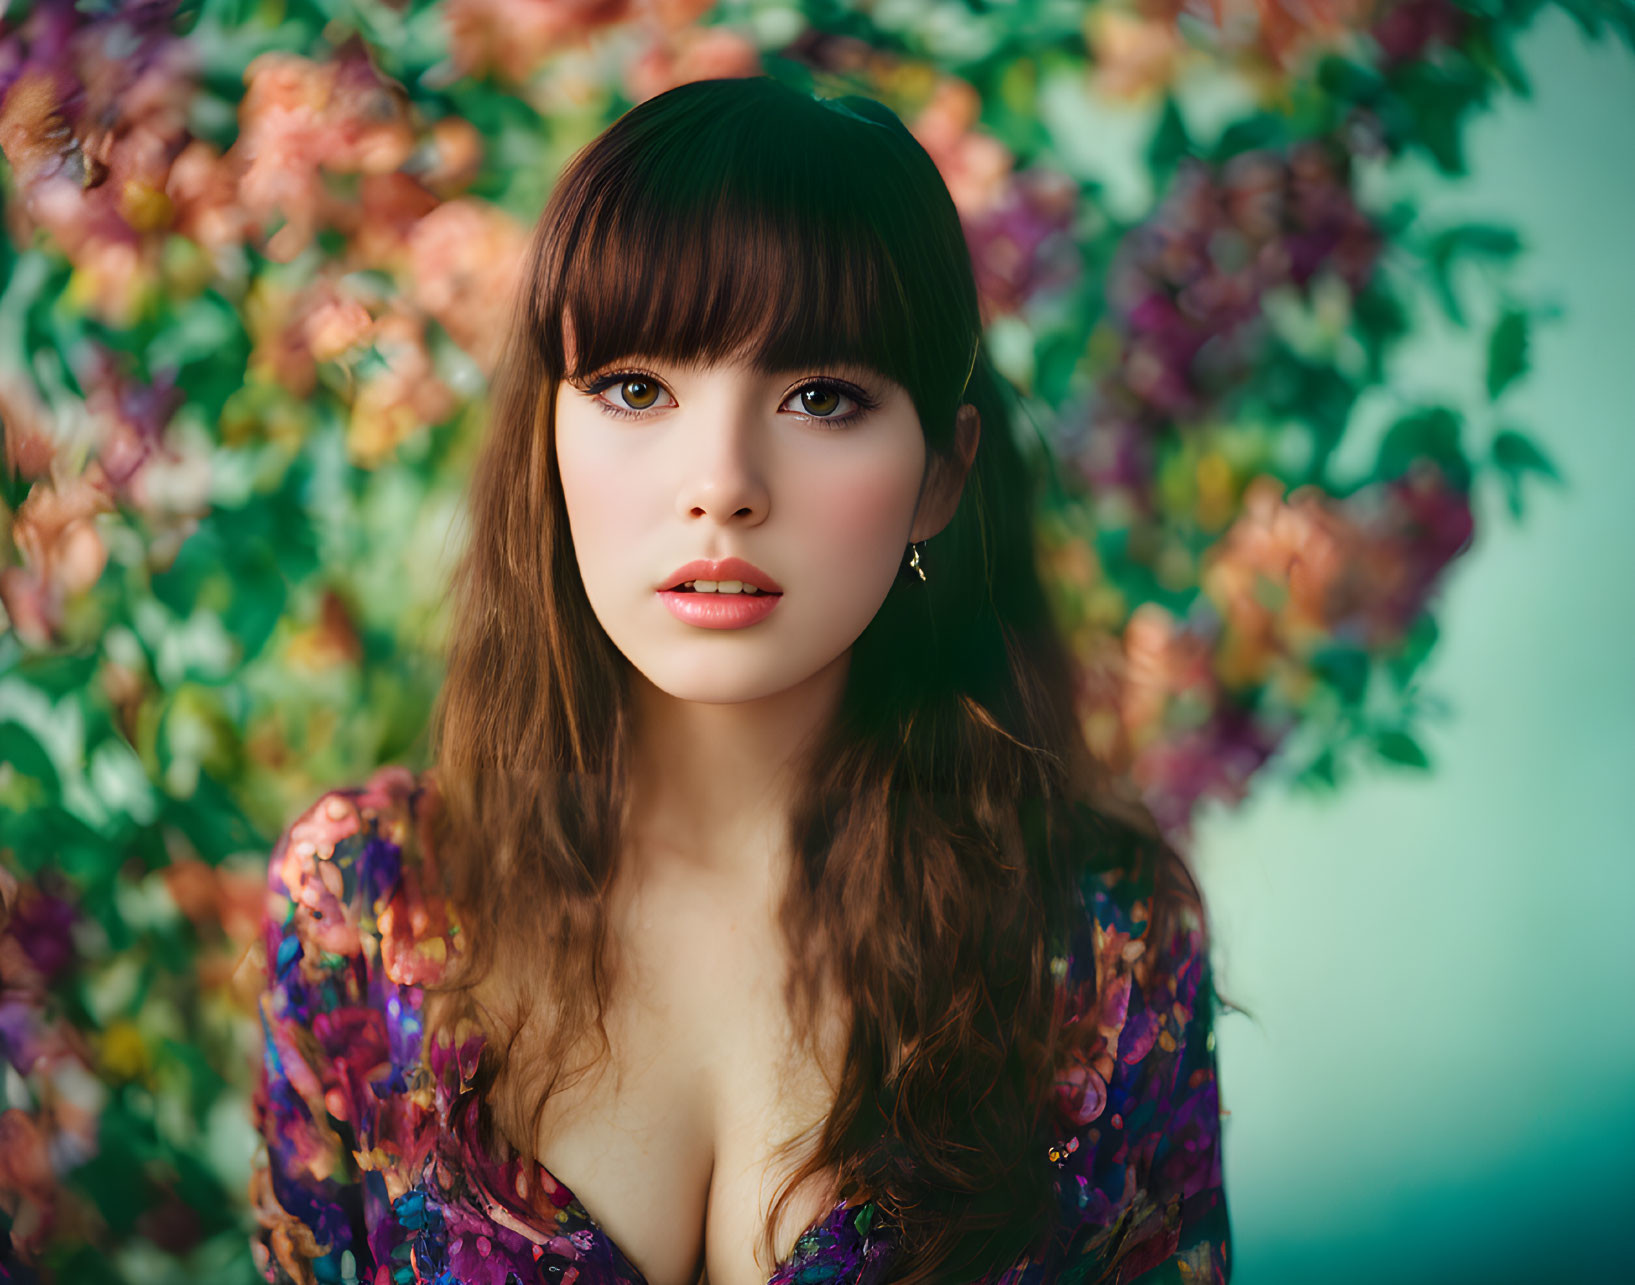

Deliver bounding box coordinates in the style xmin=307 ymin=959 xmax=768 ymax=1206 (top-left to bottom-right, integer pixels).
xmin=533 ymin=77 xmax=979 ymax=447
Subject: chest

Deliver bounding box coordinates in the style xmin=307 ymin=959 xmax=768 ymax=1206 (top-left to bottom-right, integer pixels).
xmin=510 ymin=869 xmax=852 ymax=1285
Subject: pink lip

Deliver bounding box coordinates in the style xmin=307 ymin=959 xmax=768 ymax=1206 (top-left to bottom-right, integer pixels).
xmin=658 ymin=556 xmax=783 ymax=594
xmin=658 ymin=588 xmax=783 ymax=629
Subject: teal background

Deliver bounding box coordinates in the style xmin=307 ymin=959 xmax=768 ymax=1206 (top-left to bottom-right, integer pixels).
xmin=1192 ymin=12 xmax=1635 ymax=1280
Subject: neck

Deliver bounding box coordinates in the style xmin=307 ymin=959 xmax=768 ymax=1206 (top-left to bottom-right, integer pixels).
xmin=621 ymin=651 xmax=849 ymax=889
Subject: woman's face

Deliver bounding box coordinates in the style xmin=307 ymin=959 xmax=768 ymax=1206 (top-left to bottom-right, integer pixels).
xmin=553 ymin=341 xmax=972 ymax=706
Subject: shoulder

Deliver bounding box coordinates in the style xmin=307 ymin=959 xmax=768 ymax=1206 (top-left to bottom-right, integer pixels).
xmin=253 ymin=772 xmax=436 ymax=1282
xmin=1043 ymin=837 xmax=1229 ymax=1280
xmin=264 ymin=765 xmax=450 ymax=990
xmin=1052 ymin=850 xmax=1210 ymax=1121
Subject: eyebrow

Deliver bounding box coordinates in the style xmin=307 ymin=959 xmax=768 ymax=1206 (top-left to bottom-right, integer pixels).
xmin=577 ymin=358 xmax=892 ymax=386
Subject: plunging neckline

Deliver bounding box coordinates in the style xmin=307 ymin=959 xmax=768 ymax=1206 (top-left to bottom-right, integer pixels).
xmin=532 ymin=1149 xmax=859 ymax=1285
xmin=433 ymin=991 xmax=874 ymax=1285
xmin=378 ymin=777 xmax=880 ymax=1284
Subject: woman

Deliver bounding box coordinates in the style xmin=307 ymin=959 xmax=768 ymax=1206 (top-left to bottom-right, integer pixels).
xmin=249 ymin=76 xmax=1229 ymax=1285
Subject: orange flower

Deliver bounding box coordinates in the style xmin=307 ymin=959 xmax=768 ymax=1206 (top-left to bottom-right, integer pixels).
xmin=406 ymin=200 xmax=529 ymax=375
xmin=234 ymin=52 xmax=333 ymax=261
xmin=325 ymin=39 xmax=416 ymax=176
xmin=245 ymin=278 xmax=317 ymax=397
xmin=419 ymin=117 xmax=485 ymax=198
xmin=624 ymin=25 xmax=763 ymax=104
xmin=347 ymin=308 xmax=458 ymax=467
xmin=2 ymin=468 xmax=119 ymax=645
xmin=1087 ymin=10 xmax=1185 ymax=103
xmin=166 ymin=140 xmax=250 ymax=262
xmin=301 ymin=283 xmax=376 ymax=364
xmin=1201 ymin=474 xmax=1367 ymax=685
xmin=445 ymin=0 xmax=637 ymax=84
xmin=1122 ymin=601 xmax=1216 ymax=747
xmin=3 ymin=467 xmax=117 ymax=643
xmin=0 ymin=375 xmax=57 ymax=482
xmin=285 ymin=586 xmax=365 ymax=670
xmin=909 ymin=79 xmax=1013 ymax=219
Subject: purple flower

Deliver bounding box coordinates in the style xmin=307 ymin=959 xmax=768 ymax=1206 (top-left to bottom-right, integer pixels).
xmin=7 ymin=887 xmax=79 ymax=982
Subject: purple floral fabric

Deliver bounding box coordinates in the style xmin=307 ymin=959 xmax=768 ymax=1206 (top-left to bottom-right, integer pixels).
xmin=251 ymin=766 xmax=1228 ymax=1285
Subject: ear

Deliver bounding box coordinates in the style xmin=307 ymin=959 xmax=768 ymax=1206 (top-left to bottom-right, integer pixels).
xmin=910 ymin=402 xmax=981 ymax=543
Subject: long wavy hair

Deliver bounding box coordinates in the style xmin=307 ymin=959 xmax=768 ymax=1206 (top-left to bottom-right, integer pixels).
xmin=417 ymin=74 xmax=1207 ymax=1284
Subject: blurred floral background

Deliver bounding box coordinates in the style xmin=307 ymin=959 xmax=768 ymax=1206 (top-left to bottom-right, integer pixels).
xmin=0 ymin=0 xmax=1629 ymax=1281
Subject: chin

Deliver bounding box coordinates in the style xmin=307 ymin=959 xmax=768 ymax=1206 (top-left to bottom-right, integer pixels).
xmin=637 ymin=656 xmax=809 ymax=705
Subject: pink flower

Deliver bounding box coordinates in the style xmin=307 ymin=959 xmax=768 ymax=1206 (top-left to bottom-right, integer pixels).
xmin=3 ymin=465 xmax=118 ymax=643
xmin=909 ymin=79 xmax=1013 ymax=220
xmin=445 ymin=0 xmax=637 ymax=84
xmin=302 ymin=283 xmax=376 ymax=363
xmin=406 ymin=200 xmax=529 ymax=375
xmin=1371 ymin=0 xmax=1469 ymax=66
xmin=964 ymin=167 xmax=1083 ymax=320
xmin=624 ymin=25 xmax=763 ymax=104
xmin=0 ymin=375 xmax=57 ymax=482
xmin=166 ymin=140 xmax=250 ymax=261
xmin=347 ymin=308 xmax=459 ymax=467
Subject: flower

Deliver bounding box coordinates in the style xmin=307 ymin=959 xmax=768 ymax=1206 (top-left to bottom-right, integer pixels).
xmin=909 ymin=78 xmax=1013 ymax=219
xmin=964 ymin=166 xmax=1084 ymax=320
xmin=406 ymin=199 xmax=529 ymax=375
xmin=2 ymin=465 xmax=118 ymax=644
xmin=624 ymin=24 xmax=763 ymax=104
xmin=1087 ymin=10 xmax=1185 ymax=103
xmin=444 ymin=0 xmax=638 ymax=84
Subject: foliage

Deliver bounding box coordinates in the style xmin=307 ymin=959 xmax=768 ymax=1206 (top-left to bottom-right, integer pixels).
xmin=0 ymin=0 xmax=1620 ymax=1278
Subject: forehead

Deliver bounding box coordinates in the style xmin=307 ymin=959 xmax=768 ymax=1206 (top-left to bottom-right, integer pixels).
xmin=559 ymin=316 xmax=891 ymax=386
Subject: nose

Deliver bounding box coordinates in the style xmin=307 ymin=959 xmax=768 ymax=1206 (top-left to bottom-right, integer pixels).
xmin=674 ymin=391 xmax=770 ymax=526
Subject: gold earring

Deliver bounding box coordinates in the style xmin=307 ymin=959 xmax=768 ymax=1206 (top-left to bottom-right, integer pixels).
xmin=958 ymin=333 xmax=979 ymax=402
xmin=908 ymin=541 xmax=926 ymax=582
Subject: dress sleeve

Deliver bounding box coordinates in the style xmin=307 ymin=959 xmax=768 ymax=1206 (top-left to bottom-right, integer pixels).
xmin=247 ymin=787 xmax=378 ymax=1285
xmin=1045 ymin=864 xmax=1232 ymax=1283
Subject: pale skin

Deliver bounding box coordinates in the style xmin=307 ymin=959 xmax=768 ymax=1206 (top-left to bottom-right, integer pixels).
xmin=542 ymin=323 xmax=980 ymax=1285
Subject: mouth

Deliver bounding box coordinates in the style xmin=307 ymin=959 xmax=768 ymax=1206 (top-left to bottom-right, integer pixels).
xmin=661 ymin=581 xmax=781 ymax=595
xmin=659 ymin=556 xmax=784 ymax=595
xmin=657 ymin=579 xmax=784 ymax=629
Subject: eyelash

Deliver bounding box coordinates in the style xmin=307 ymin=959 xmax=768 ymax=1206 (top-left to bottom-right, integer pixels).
xmin=577 ymin=367 xmax=881 ymax=428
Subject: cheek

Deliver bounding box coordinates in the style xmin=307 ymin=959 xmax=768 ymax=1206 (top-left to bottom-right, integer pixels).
xmin=555 ymin=415 xmax=635 ymax=575
xmin=825 ymin=476 xmax=917 ymax=547
xmin=795 ymin=453 xmax=922 ymax=577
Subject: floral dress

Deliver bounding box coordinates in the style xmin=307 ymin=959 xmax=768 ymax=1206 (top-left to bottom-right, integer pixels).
xmin=250 ymin=765 xmax=1230 ymax=1285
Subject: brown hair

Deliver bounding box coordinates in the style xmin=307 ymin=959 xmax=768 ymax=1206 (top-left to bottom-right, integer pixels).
xmin=416 ymin=74 xmax=1206 ymax=1284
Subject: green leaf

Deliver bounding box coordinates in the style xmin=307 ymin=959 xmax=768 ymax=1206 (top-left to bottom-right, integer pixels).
xmin=1485 ymin=308 xmax=1530 ymax=400
xmin=1499 ymin=469 xmax=1526 ymax=520
xmin=1316 ymin=54 xmax=1385 ymax=103
xmin=1210 ymin=113 xmax=1287 ymax=162
xmin=0 ymin=720 xmax=61 ymax=794
xmin=1311 ymin=645 xmax=1371 ymax=705
xmin=1387 ymin=613 xmax=1440 ymax=690
xmin=1146 ymin=96 xmax=1192 ymax=179
xmin=1297 ymin=747 xmax=1339 ymax=792
xmin=0 ymin=803 xmax=107 ymax=880
xmin=1426 ymin=223 xmax=1524 ymax=326
xmin=1376 ymin=406 xmax=1471 ymax=491
xmin=1489 ymin=426 xmax=1563 ymax=519
xmin=1389 ymin=53 xmax=1493 ymax=176
xmin=1375 ymin=729 xmax=1431 ymax=769
xmin=1556 ymin=0 xmax=1635 ymax=51
xmin=9 ymin=648 xmax=100 ymax=698
xmin=1491 ymin=427 xmax=1561 ymax=481
xmin=145 ymin=293 xmax=241 ymax=374
xmin=1352 ymin=278 xmax=1411 ymax=384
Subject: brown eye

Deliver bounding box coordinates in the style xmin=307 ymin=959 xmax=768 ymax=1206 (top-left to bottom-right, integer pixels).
xmin=796 ymin=385 xmax=841 ymax=417
xmin=584 ymin=370 xmax=676 ymax=418
xmin=620 ymin=378 xmax=661 ymax=410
